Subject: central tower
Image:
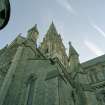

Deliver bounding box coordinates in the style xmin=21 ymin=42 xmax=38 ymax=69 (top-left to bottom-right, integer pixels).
xmin=40 ymin=22 xmax=68 ymax=65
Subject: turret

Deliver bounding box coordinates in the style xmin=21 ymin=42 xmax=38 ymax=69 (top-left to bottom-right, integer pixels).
xmin=68 ymin=42 xmax=79 ymax=61
xmin=27 ymin=24 xmax=39 ymax=46
xmin=68 ymin=42 xmax=79 ymax=72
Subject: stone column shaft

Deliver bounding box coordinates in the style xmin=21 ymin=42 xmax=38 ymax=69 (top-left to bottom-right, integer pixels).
xmin=0 ymin=46 xmax=23 ymax=105
xmin=24 ymin=84 xmax=30 ymax=105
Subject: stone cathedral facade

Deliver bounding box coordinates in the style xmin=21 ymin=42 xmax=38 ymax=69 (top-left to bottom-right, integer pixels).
xmin=0 ymin=22 xmax=105 ymax=105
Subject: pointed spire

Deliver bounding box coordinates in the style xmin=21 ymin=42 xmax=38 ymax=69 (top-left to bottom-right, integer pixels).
xmin=51 ymin=21 xmax=54 ymax=26
xmin=40 ymin=22 xmax=68 ymax=65
xmin=27 ymin=24 xmax=39 ymax=43
xmin=68 ymin=41 xmax=79 ymax=59
xmin=50 ymin=21 xmax=56 ymax=30
xmin=46 ymin=21 xmax=58 ymax=37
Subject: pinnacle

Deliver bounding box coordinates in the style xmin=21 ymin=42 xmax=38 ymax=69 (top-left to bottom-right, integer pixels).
xmin=28 ymin=24 xmax=39 ymax=35
xmin=69 ymin=42 xmax=79 ymax=57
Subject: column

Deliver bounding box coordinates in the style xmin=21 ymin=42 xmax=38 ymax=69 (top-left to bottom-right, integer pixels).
xmin=0 ymin=46 xmax=23 ymax=105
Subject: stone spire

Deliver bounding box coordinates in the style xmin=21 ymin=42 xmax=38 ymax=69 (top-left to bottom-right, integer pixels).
xmin=40 ymin=22 xmax=68 ymax=65
xmin=45 ymin=21 xmax=58 ymax=40
xmin=27 ymin=24 xmax=39 ymax=43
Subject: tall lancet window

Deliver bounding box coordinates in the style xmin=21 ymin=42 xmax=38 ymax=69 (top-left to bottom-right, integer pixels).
xmin=25 ymin=74 xmax=37 ymax=105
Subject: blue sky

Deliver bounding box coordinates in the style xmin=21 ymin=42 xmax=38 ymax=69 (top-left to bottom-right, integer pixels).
xmin=0 ymin=0 xmax=105 ymax=62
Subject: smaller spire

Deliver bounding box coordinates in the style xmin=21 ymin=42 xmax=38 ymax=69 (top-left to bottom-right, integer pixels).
xmin=27 ymin=24 xmax=39 ymax=43
xmin=68 ymin=41 xmax=79 ymax=59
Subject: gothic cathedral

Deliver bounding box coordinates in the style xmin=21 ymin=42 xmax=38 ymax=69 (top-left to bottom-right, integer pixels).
xmin=0 ymin=22 xmax=105 ymax=105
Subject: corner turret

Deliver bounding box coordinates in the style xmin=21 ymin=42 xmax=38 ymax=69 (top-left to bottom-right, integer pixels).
xmin=27 ymin=24 xmax=39 ymax=44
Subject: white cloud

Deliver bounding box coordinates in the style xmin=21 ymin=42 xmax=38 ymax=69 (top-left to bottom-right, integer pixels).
xmin=91 ymin=22 xmax=105 ymax=38
xmin=84 ymin=40 xmax=104 ymax=56
xmin=56 ymin=0 xmax=76 ymax=15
